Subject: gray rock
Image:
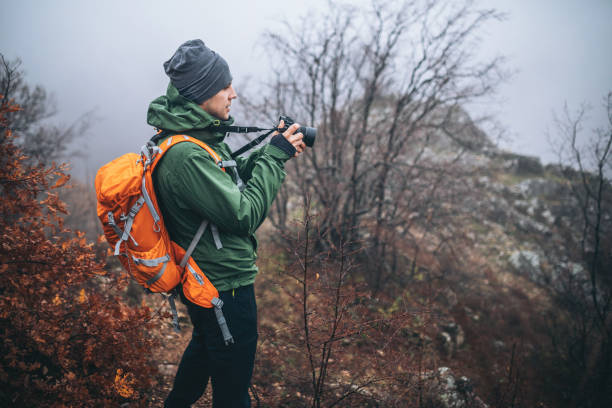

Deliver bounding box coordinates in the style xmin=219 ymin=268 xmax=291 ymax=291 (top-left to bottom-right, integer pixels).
xmin=541 ymin=209 xmax=555 ymax=224
xmin=513 ymin=178 xmax=561 ymax=198
xmin=429 ymin=367 xmax=489 ymax=408
xmin=515 ymin=213 xmax=550 ymax=235
xmin=548 ymin=261 xmax=590 ymax=293
xmin=516 ymin=155 xmax=543 ymax=175
xmin=526 ymin=198 xmax=539 ymax=216
xmin=567 ymin=262 xmax=585 ymax=277
xmin=509 ymin=250 xmax=545 ymax=282
xmin=476 ymin=176 xmax=490 ymax=187
xmin=512 ymin=199 xmax=530 ymax=212
xmin=493 ymin=340 xmax=505 ymax=350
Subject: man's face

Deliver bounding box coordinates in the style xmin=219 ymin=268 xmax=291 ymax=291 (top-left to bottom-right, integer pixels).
xmin=199 ymin=83 xmax=237 ymax=120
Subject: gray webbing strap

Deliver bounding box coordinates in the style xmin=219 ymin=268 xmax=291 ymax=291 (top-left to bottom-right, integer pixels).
xmin=145 ymin=262 xmax=167 ymax=286
xmin=180 ymin=220 xmax=209 ymax=268
xmin=186 ymin=264 xmax=205 ymax=286
xmin=141 ymin=176 xmax=160 ymax=227
xmin=114 ymin=196 xmax=145 ymax=255
xmin=132 ymin=254 xmax=170 ymax=267
xmin=210 ymin=224 xmax=223 ymax=249
xmin=141 ymin=144 xmax=152 ymax=164
xmin=108 ymin=212 xmax=138 ymax=246
xmin=121 ymin=197 xmax=145 ymax=239
xmin=114 ymin=239 xmax=122 ymax=256
xmin=167 ymin=293 xmax=180 ymax=332
xmin=140 ymin=143 xmax=162 ymax=168
xmin=219 ymin=160 xmax=245 ymax=192
xmin=219 ymin=160 xmax=237 ymax=168
xmin=231 ymin=167 xmax=245 ymax=191
xmin=107 ymin=212 xmax=124 ymax=237
xmin=211 ymin=297 xmax=234 ymax=345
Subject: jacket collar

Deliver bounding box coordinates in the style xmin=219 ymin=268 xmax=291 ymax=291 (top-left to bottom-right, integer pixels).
xmin=147 ymin=82 xmax=234 ymax=145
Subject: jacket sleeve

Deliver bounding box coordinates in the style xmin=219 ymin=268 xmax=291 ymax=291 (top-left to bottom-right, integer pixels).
xmin=234 ymin=148 xmax=264 ymax=183
xmin=175 ymin=144 xmax=291 ymax=235
xmin=235 ymin=135 xmax=296 ymax=181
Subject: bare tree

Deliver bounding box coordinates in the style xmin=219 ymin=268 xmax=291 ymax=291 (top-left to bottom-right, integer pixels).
xmin=256 ymin=198 xmax=434 ymax=407
xmin=248 ymin=0 xmax=505 ymax=290
xmin=1 ymin=54 xmax=90 ymax=166
xmin=544 ymin=92 xmax=612 ymax=407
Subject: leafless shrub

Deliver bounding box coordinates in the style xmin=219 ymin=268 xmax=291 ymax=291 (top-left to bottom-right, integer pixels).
xmin=245 ymin=0 xmax=506 ymax=291
xmin=254 ymin=198 xmax=441 ymax=407
xmin=1 ymin=54 xmax=92 ymax=167
xmin=542 ymin=92 xmax=612 ymax=407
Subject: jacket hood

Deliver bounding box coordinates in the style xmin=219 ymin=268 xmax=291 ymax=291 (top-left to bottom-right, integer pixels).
xmin=147 ymin=82 xmax=234 ymax=144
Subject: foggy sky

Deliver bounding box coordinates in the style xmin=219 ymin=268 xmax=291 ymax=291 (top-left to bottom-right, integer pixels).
xmin=1 ymin=0 xmax=611 ymax=181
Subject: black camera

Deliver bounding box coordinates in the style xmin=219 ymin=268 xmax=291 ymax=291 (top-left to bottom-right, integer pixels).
xmin=278 ymin=115 xmax=316 ymax=147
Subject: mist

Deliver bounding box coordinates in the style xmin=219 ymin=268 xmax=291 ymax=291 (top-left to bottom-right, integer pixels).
xmin=1 ymin=0 xmax=611 ymax=178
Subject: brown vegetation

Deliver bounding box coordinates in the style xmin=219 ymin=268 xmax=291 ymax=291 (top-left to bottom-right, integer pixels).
xmin=0 ymin=90 xmax=160 ymax=406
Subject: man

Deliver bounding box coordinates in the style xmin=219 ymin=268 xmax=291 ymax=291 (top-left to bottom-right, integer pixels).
xmin=147 ymin=39 xmax=305 ymax=408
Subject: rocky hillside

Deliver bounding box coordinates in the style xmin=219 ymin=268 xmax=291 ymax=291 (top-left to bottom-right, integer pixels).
xmin=400 ymin=134 xmax=612 ymax=407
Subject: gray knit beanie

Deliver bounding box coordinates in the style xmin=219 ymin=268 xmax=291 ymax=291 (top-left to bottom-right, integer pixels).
xmin=163 ymin=39 xmax=232 ymax=104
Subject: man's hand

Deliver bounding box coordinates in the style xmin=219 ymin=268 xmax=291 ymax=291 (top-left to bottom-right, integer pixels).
xmin=276 ymin=120 xmax=306 ymax=157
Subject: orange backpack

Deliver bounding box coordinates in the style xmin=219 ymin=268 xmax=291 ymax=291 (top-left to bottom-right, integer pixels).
xmin=95 ymin=135 xmax=234 ymax=344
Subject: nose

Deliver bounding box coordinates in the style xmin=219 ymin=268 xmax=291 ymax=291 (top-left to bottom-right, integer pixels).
xmin=229 ymin=85 xmax=237 ymax=100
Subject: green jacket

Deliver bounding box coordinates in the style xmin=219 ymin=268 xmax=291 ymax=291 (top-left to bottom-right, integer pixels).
xmin=147 ymin=83 xmax=290 ymax=291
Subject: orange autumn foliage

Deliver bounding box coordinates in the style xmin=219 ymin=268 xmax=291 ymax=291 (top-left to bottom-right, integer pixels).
xmin=0 ymin=98 xmax=159 ymax=406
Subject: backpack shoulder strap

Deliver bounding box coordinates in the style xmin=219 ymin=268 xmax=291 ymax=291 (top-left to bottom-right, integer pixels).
xmin=145 ymin=134 xmax=231 ymax=251
xmin=150 ymin=134 xmax=226 ymax=173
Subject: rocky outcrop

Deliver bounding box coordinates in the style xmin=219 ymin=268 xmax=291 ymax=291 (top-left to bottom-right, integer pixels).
xmin=425 ymin=367 xmax=489 ymax=408
xmin=508 ymin=250 xmax=543 ymax=282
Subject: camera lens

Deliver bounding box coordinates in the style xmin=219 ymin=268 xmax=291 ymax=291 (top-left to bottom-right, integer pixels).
xmin=300 ymin=126 xmax=316 ymax=147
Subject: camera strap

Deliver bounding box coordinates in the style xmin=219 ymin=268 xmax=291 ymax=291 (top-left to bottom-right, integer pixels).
xmin=214 ymin=125 xmax=270 ymax=133
xmin=152 ymin=124 xmax=278 ymax=158
xmin=229 ymin=129 xmax=276 ymax=158
xmin=210 ymin=124 xmax=277 ymax=158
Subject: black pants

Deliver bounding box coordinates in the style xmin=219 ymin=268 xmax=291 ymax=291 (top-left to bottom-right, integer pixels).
xmin=165 ymin=284 xmax=258 ymax=408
